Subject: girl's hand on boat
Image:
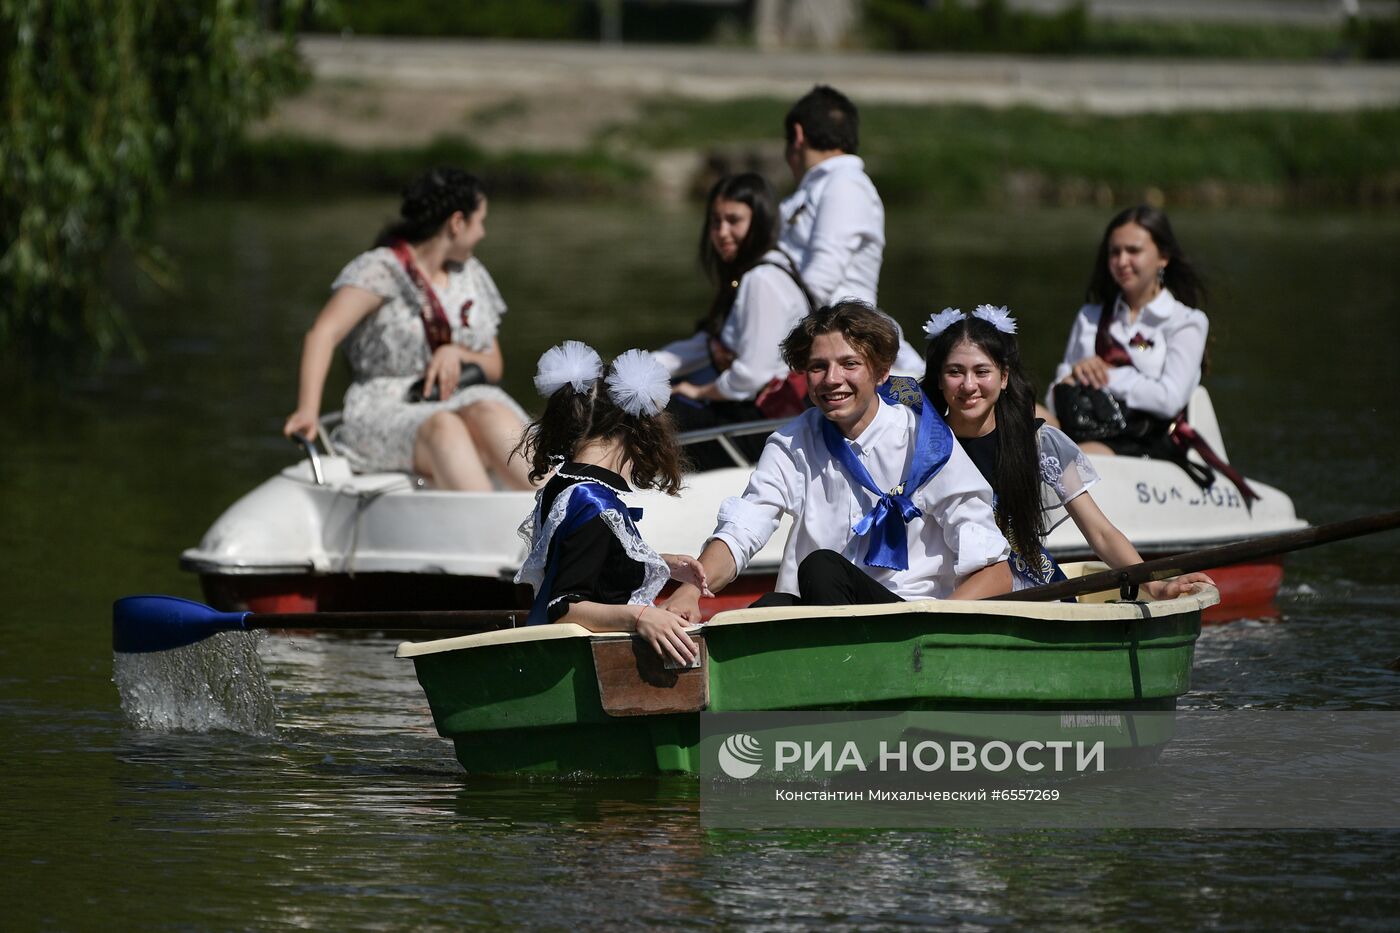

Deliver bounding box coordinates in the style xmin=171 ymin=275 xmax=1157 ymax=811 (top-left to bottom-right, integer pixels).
xmin=1070 ymin=355 xmax=1111 ymax=389
xmin=635 ymin=606 xmax=698 ymax=666
xmin=283 ymin=410 xmax=319 ymax=442
xmin=1145 ymin=572 xmax=1216 ymax=600
xmin=423 ymin=344 xmax=463 ymax=402
xmin=662 ymin=553 xmax=712 ymax=597
xmin=672 ymin=381 xmax=704 ymax=400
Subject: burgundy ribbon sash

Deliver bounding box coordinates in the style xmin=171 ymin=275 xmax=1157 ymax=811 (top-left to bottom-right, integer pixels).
xmin=389 ymin=240 xmax=453 ymax=352
xmin=1095 ymin=302 xmax=1259 ymax=508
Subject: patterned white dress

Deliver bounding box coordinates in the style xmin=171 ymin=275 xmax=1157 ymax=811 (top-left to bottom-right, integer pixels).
xmin=327 ymin=248 xmax=527 ymax=473
xmin=1009 ymin=424 xmax=1103 ymax=591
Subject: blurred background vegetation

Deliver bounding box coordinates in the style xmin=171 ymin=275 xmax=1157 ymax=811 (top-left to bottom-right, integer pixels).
xmin=3 ymin=0 xmax=1399 ymax=371
xmin=302 ymin=0 xmax=1400 ymax=59
xmin=0 ymin=1 xmax=303 ymax=372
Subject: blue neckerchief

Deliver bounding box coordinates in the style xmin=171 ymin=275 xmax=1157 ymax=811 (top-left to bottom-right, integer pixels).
xmin=818 ymin=384 xmax=954 ymax=571
xmin=527 ymin=482 xmax=643 ymax=626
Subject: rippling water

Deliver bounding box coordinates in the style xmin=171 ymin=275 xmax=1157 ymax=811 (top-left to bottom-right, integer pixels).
xmin=2 ymin=200 xmax=1397 ymax=929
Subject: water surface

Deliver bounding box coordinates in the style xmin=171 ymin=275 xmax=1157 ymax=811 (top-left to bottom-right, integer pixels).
xmin=2 ymin=199 xmax=1398 ymax=929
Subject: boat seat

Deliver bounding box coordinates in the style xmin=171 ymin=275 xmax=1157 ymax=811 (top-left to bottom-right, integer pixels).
xmin=1182 ymin=386 xmax=1228 ymax=464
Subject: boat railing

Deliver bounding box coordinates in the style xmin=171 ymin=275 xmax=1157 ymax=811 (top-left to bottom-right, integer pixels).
xmin=289 ymin=412 xmax=347 ymax=486
xmin=300 ymin=411 xmax=785 ymax=480
xmin=676 ymin=418 xmax=789 ymax=469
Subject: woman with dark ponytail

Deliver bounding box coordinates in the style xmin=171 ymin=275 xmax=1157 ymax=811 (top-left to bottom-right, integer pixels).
xmin=283 ymin=166 xmax=532 ymax=490
xmin=923 ymin=305 xmax=1212 ymax=599
xmin=513 ymin=341 xmax=707 ymax=665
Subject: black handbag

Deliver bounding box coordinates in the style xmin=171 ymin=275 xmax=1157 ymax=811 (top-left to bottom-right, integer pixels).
xmin=406 ymin=364 xmax=487 ymax=403
xmin=1053 ymin=382 xmax=1128 ymax=442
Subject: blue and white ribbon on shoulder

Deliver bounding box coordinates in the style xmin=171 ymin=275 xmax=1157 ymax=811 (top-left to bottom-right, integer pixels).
xmin=819 ymin=381 xmax=954 ymax=571
xmin=515 ymin=482 xmax=666 ymax=626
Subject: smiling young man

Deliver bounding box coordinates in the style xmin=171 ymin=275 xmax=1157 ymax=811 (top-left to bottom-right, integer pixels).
xmin=664 ymin=301 xmax=1011 ymax=615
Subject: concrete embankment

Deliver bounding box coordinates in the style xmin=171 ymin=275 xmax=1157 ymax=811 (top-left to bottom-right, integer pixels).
xmin=264 ymin=35 xmax=1400 ymax=148
xmin=247 ymin=36 xmax=1400 ymax=206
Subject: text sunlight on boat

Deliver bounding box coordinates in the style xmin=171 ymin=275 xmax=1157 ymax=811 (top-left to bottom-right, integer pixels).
xmin=112 ymin=631 xmax=277 ymax=735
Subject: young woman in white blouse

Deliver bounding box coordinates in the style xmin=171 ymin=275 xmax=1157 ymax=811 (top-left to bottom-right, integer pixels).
xmin=1048 ymin=205 xmax=1208 ymax=458
xmin=653 ymin=173 xmax=813 ymax=468
xmin=928 ymin=306 xmax=1212 ymax=599
xmin=283 ymin=167 xmax=532 ymax=491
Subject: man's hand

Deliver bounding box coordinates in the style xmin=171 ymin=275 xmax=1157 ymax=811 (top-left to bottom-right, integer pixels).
xmin=662 ymin=553 xmax=712 ymax=597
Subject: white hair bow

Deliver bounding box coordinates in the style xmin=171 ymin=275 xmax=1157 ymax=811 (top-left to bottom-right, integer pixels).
xmin=971 ymin=304 xmax=1017 ymax=334
xmin=534 ymin=340 xmax=603 ymax=398
xmin=924 ymin=307 xmax=965 ymax=341
xmin=606 ymin=349 xmax=672 ymax=417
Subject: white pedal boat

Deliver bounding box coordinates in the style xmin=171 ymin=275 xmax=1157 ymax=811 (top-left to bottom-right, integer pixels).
xmin=182 ymin=388 xmax=1303 ymax=621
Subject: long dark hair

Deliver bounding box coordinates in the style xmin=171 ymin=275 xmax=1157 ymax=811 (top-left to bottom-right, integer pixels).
xmin=515 ymin=370 xmax=686 ymax=496
xmin=698 ymin=172 xmax=780 ymax=337
xmin=1086 ymin=205 xmax=1206 ymax=311
xmin=920 ymin=317 xmax=1045 ymax=561
xmin=374 ymin=167 xmax=485 ymax=248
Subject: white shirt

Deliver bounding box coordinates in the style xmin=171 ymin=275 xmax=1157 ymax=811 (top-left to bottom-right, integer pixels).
xmin=653 ymin=250 xmax=809 ymax=401
xmin=711 ymin=399 xmax=1010 ymax=600
xmin=779 ymin=154 xmax=925 ymax=379
xmin=1048 ymin=288 xmax=1208 ymax=420
xmin=780 ymin=154 xmax=883 ymax=307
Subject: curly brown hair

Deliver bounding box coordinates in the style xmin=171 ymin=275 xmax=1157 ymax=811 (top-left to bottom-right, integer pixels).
xmin=515 ymin=373 xmax=687 ymax=495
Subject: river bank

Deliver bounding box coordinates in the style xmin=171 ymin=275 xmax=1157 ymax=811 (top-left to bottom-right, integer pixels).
xmin=231 ymin=36 xmax=1400 ymax=206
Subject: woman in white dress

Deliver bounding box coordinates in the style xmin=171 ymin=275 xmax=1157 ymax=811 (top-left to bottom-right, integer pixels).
xmin=924 ymin=305 xmax=1213 ymax=597
xmin=283 ymin=167 xmax=532 ymax=490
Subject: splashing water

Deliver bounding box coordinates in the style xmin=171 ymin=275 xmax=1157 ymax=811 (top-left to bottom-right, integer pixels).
xmin=113 ymin=631 xmax=278 ymax=735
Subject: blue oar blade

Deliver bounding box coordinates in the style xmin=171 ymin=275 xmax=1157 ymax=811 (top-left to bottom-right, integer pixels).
xmin=112 ymin=595 xmax=250 ymax=653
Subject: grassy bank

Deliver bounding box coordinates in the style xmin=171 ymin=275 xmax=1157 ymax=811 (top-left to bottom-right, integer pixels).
xmin=208 ymin=100 xmax=1400 ymax=208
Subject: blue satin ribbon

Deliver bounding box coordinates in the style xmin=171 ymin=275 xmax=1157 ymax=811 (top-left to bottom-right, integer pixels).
xmin=527 ymin=483 xmax=643 ymax=626
xmin=1004 ymin=514 xmax=1069 ymax=591
xmin=819 ymin=384 xmax=954 ymax=571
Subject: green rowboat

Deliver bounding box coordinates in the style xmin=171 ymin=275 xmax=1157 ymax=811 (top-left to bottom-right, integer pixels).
xmin=396 ymin=583 xmax=1218 ymax=776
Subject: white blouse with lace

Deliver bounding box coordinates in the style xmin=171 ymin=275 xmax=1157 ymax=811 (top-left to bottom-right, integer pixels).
xmin=325 ymin=247 xmax=526 ymax=473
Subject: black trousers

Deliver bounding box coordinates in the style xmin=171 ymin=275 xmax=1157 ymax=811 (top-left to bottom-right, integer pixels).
xmin=750 ymin=549 xmax=906 ymax=608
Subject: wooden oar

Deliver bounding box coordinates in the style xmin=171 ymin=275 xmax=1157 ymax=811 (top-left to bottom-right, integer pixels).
xmin=113 ymin=594 xmax=522 ymax=654
xmin=999 ymin=509 xmax=1400 ymax=603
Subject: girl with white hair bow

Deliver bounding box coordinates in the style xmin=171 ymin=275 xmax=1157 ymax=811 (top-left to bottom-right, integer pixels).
xmin=513 ymin=341 xmax=710 ymax=665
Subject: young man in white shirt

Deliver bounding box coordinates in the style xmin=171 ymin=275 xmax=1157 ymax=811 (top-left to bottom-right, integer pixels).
xmin=663 ymin=301 xmax=1011 ymax=616
xmin=779 ymin=85 xmax=925 ymax=377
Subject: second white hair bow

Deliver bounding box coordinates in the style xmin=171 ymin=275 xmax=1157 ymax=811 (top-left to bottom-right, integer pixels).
xmin=972 ymin=304 xmax=1017 ymax=334
xmin=534 ymin=340 xmax=603 ymax=397
xmin=606 ymin=349 xmax=672 ymax=417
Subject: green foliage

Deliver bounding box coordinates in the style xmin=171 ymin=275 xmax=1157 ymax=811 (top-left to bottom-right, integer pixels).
xmin=0 ymin=1 xmax=303 ymax=371
xmin=863 ymin=0 xmax=1376 ymax=59
xmin=864 ymin=0 xmax=1089 ymax=54
xmin=616 ymin=97 xmax=1400 ymax=208
xmin=309 ymin=0 xmax=744 ymax=43
xmin=1349 ymin=6 xmax=1400 ymax=59
xmin=311 ymin=0 xmax=584 ymax=40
